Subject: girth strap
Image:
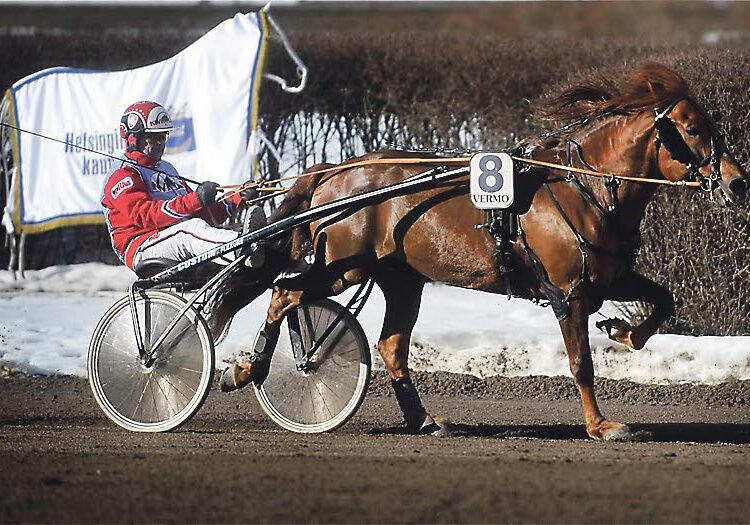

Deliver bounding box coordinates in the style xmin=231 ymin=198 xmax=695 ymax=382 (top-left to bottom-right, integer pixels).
xmin=477 ymin=208 xmax=518 ymax=296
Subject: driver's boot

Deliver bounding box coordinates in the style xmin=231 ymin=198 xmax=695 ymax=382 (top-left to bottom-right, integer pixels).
xmin=235 ymin=205 xmax=266 ymax=268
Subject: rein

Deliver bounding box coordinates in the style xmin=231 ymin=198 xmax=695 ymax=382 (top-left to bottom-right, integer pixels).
xmin=254 ymin=96 xmax=722 ymax=192
xmin=223 ymin=106 xmax=708 ymax=207
xmin=248 ymin=153 xmax=702 ymax=190
xmin=1 ymin=100 xmax=711 ymax=207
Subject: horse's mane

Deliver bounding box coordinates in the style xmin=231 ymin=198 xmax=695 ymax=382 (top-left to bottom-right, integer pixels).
xmin=538 ymin=63 xmax=691 ymax=123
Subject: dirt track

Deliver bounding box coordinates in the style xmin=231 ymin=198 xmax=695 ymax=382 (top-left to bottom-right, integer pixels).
xmin=1 ymin=371 xmax=748 ymax=524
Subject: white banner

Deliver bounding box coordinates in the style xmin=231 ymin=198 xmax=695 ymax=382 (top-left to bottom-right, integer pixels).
xmin=3 ymin=11 xmax=267 ymax=234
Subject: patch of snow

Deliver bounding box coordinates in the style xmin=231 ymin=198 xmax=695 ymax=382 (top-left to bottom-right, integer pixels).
xmin=1 ymin=263 xmax=748 ymax=385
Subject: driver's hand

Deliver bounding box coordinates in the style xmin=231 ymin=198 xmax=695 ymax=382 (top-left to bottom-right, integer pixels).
xmin=196 ymin=181 xmax=220 ymax=207
xmin=240 ymin=186 xmax=259 ymax=202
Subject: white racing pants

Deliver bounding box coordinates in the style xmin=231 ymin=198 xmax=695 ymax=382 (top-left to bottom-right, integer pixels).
xmin=133 ymin=218 xmax=239 ymax=268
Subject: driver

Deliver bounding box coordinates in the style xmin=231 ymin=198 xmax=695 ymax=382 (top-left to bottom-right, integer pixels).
xmin=101 ymin=101 xmax=265 ymax=271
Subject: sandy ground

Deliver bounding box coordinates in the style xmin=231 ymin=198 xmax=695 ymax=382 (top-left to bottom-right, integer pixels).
xmin=0 ymin=371 xmax=748 ymax=524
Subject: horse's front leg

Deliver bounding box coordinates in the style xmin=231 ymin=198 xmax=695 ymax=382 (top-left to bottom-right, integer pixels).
xmin=595 ymin=271 xmax=675 ymax=350
xmin=560 ymin=297 xmax=632 ymax=441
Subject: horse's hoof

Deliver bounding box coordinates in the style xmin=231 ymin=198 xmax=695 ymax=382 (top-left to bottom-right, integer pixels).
xmin=596 ymin=317 xmax=630 ymax=339
xmin=219 ymin=363 xmax=246 ymax=393
xmin=220 ymin=353 xmax=272 ymax=393
xmin=589 ymin=421 xmax=632 ymax=441
xmin=604 ymin=424 xmax=633 ymax=441
xmin=418 ymin=415 xmax=453 ymax=437
xmin=596 ymin=318 xmax=644 ymax=350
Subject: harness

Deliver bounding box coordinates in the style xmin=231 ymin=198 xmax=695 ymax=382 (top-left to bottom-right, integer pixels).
xmin=491 ymin=97 xmax=727 ymax=320
xmin=654 ymin=97 xmax=725 ymax=193
xmin=476 ymin=207 xmax=518 ymax=295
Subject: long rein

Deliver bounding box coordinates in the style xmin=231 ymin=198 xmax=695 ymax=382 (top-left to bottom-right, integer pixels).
xmin=224 ymin=97 xmax=728 ymax=207
xmin=220 ymin=151 xmax=703 ymax=206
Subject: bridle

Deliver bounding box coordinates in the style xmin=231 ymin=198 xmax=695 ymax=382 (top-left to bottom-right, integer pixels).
xmin=653 ymin=97 xmax=725 ymax=193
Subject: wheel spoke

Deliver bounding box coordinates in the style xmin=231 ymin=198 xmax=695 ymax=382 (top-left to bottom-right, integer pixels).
xmin=255 ymin=300 xmax=369 ymax=432
xmin=154 ymin=369 xmax=193 ymax=403
xmin=99 ymin=365 xmax=139 ymax=390
xmin=89 ymin=291 xmax=213 ymax=432
xmin=311 ymin=377 xmax=334 ymax=419
xmin=307 ymin=379 xmax=319 ymax=423
xmin=129 ymin=373 xmax=150 ymax=422
xmin=112 ymin=371 xmax=147 ymax=415
xmin=152 ymin=371 xmax=179 ymax=417
xmin=148 ymin=376 xmax=161 ymax=422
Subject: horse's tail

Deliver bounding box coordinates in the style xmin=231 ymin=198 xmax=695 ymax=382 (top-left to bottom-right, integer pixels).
xmin=267 ymin=163 xmax=333 ymax=271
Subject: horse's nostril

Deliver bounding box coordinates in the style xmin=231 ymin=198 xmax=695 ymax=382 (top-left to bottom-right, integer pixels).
xmin=729 ymin=177 xmax=748 ymax=199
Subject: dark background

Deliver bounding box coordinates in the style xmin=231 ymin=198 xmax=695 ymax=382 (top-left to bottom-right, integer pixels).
xmin=3 ymin=1 xmax=750 ymax=39
xmin=1 ymin=1 xmax=749 ymax=335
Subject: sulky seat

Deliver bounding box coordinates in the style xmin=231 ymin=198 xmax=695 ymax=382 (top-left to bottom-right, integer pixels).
xmin=133 ymin=258 xmax=180 ymax=279
xmin=133 ymin=257 xmax=213 ymax=291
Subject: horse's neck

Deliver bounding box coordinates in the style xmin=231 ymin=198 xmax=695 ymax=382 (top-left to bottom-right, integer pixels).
xmin=573 ymin=112 xmax=659 ymax=233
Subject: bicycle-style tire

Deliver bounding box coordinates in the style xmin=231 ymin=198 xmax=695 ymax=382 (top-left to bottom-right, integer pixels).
xmin=254 ymin=299 xmax=370 ymax=433
xmin=88 ymin=290 xmax=214 ymax=432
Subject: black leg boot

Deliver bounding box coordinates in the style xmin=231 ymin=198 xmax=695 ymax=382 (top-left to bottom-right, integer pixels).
xmin=220 ymin=328 xmax=277 ymax=392
xmin=391 ymin=376 xmax=442 ymax=434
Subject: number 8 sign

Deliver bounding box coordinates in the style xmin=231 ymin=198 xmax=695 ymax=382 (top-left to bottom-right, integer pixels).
xmin=469 ymin=152 xmax=514 ymax=209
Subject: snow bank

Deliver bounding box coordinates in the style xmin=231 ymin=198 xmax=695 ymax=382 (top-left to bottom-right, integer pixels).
xmin=0 ymin=264 xmax=748 ymax=384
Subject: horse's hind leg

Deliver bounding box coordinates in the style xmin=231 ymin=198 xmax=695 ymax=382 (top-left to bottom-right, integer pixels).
xmin=595 ymin=271 xmax=675 ymax=350
xmin=375 ymin=269 xmax=444 ymax=435
xmin=221 ymin=264 xmax=365 ymax=391
xmin=204 ymin=271 xmax=272 ymax=342
xmin=219 ymin=286 xmax=304 ymax=392
xmin=560 ymin=297 xmax=632 ymax=441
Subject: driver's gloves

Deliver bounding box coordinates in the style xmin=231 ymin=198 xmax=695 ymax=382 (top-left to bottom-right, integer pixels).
xmin=196 ymin=181 xmax=220 ymax=207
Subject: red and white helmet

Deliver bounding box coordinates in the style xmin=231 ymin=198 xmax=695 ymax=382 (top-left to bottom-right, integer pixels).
xmin=119 ymin=101 xmax=173 ymax=148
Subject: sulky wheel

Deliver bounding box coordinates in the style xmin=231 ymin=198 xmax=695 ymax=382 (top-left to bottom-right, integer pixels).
xmin=88 ymin=290 xmax=214 ymax=432
xmin=254 ymin=298 xmax=370 ymax=433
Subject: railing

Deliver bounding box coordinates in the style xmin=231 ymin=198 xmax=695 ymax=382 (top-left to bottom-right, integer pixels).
xmin=0 ymin=93 xmax=19 ymax=276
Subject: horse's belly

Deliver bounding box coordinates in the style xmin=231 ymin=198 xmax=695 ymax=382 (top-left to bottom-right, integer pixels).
xmin=385 ymin=193 xmax=506 ymax=289
xmin=309 ymin=172 xmax=507 ymax=291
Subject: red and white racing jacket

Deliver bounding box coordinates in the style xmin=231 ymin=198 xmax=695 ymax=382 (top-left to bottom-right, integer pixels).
xmin=101 ymin=150 xmax=241 ymax=268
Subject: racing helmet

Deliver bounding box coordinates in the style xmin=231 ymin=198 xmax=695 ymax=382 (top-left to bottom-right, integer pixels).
xmin=119 ymin=101 xmax=174 ymax=151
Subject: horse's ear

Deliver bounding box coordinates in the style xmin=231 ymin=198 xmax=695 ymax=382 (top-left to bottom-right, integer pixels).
xmin=646 ymin=79 xmax=666 ymax=96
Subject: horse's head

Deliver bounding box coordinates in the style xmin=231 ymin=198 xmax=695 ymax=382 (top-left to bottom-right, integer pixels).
xmin=653 ymin=97 xmax=748 ymax=206
xmin=539 ymin=64 xmax=749 ymax=206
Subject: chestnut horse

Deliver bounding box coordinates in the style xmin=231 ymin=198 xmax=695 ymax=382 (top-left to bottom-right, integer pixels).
xmin=218 ymin=64 xmax=748 ymax=440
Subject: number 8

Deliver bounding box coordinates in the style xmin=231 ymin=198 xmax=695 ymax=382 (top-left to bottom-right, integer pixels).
xmin=478 ymin=155 xmax=504 ymax=192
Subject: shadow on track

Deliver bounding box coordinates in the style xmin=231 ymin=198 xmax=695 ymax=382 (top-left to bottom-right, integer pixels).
xmin=370 ymin=423 xmax=750 ymax=444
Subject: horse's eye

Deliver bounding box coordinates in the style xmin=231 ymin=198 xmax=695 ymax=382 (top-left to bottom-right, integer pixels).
xmin=686 ymin=125 xmax=701 ymax=136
